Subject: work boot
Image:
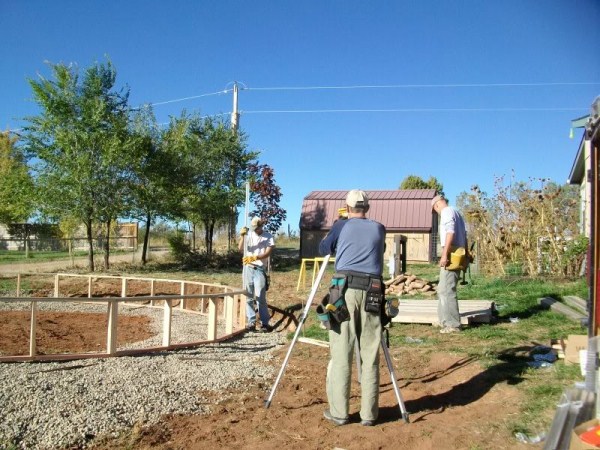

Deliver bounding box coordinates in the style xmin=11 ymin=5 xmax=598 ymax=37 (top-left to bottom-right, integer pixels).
xmin=361 ymin=419 xmax=375 ymax=426
xmin=245 ymin=323 xmax=257 ymax=332
xmin=323 ymin=409 xmax=348 ymax=426
xmin=440 ymin=326 xmax=460 ymax=334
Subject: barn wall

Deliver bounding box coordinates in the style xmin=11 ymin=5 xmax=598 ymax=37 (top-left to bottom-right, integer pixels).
xmin=301 ymin=230 xmax=431 ymax=263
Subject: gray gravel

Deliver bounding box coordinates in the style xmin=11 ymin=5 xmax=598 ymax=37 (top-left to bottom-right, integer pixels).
xmin=0 ymin=301 xmax=286 ymax=449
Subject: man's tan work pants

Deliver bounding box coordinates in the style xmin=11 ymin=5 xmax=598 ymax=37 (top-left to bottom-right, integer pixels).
xmin=327 ymin=287 xmax=382 ymax=421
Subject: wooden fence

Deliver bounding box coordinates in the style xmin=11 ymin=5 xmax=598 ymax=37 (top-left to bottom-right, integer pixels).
xmin=0 ymin=273 xmax=249 ymax=362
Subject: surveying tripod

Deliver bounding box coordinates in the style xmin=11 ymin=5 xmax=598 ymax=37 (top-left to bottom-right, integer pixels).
xmin=264 ymin=254 xmax=410 ymax=423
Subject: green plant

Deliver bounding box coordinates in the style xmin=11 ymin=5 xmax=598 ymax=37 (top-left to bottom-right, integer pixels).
xmin=167 ymin=233 xmax=191 ymax=261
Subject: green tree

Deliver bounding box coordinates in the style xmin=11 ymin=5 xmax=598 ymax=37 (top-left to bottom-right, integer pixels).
xmin=175 ymin=114 xmax=256 ymax=254
xmin=129 ymin=105 xmax=183 ymax=264
xmin=23 ymin=59 xmax=133 ymax=271
xmin=0 ymin=132 xmax=35 ymax=224
xmin=399 ymin=175 xmax=444 ymax=196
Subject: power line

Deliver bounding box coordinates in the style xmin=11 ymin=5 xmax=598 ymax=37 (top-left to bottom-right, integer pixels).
xmin=149 ymin=89 xmax=231 ymax=107
xmin=244 ymin=82 xmax=600 ymax=92
xmin=242 ymin=107 xmax=584 ymax=114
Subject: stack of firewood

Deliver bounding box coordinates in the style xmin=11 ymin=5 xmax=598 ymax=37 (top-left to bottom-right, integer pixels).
xmin=384 ymin=274 xmax=437 ymax=296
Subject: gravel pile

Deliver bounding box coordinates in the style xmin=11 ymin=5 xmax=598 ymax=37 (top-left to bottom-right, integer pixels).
xmin=0 ymin=301 xmax=287 ymax=449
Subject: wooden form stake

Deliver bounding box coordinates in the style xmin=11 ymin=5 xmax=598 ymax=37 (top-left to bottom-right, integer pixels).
xmin=225 ymin=294 xmax=234 ymax=334
xmin=29 ymin=301 xmax=37 ymax=357
xmin=150 ymin=279 xmax=155 ymax=306
xmin=180 ymin=281 xmax=186 ymax=310
xmin=163 ymin=299 xmax=172 ymax=347
xmin=207 ymin=297 xmax=217 ymax=340
xmin=106 ymin=300 xmax=118 ymax=355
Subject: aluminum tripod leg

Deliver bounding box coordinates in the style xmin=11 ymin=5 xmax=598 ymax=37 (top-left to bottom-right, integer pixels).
xmin=381 ymin=332 xmax=410 ymax=423
xmin=264 ymin=254 xmax=331 ymax=408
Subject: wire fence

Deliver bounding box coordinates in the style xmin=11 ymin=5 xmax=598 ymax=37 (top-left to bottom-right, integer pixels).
xmin=0 ymin=237 xmax=138 ymax=253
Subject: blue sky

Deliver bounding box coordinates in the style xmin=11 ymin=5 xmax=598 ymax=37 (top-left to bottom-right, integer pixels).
xmin=2 ymin=1 xmax=599 ymax=233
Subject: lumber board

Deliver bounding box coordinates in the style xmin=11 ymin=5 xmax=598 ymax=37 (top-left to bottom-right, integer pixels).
xmin=538 ymin=297 xmax=587 ymax=321
xmin=391 ymin=299 xmax=494 ymax=325
xmin=563 ymin=295 xmax=587 ymax=313
xmin=298 ymin=337 xmax=329 ymax=348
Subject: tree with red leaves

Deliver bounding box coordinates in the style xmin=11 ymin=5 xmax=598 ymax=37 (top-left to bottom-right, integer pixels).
xmin=248 ymin=163 xmax=286 ymax=234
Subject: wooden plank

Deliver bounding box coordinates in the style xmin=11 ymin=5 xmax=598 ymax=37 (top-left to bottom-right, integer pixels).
xmin=298 ymin=337 xmax=329 ymax=348
xmin=538 ymin=297 xmax=586 ymax=321
xmin=392 ymin=299 xmax=494 ymax=325
xmin=563 ymin=295 xmax=587 ymax=313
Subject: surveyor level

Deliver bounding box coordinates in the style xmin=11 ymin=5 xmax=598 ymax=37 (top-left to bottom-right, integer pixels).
xmin=264 ymin=254 xmax=410 ymax=424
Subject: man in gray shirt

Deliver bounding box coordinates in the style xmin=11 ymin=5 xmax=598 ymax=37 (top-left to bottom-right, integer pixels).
xmin=319 ymin=189 xmax=386 ymax=426
xmin=432 ymin=194 xmax=469 ymax=333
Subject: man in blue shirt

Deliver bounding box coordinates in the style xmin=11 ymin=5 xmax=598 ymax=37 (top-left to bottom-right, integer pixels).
xmin=319 ymin=189 xmax=386 ymax=427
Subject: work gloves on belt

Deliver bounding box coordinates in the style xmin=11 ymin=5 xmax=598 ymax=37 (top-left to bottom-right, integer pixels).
xmin=242 ymin=255 xmax=258 ymax=265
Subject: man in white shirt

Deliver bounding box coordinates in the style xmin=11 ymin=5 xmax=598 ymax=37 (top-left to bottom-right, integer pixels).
xmin=432 ymin=195 xmax=469 ymax=334
xmin=238 ymin=217 xmax=275 ymax=332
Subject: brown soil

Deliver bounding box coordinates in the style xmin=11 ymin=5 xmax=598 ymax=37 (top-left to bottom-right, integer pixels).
xmin=1 ymin=267 xmax=537 ymax=449
xmin=92 ymin=343 xmax=532 ymax=450
xmin=0 ymin=311 xmax=153 ymax=355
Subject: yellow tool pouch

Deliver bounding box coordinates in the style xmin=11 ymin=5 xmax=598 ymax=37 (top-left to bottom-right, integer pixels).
xmin=446 ymin=247 xmax=467 ymax=271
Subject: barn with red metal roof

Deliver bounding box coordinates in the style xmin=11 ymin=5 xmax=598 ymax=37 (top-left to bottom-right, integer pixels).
xmin=299 ymin=189 xmax=439 ymax=265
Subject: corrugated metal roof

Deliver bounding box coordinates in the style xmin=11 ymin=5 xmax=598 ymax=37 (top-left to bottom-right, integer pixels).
xmin=300 ymin=189 xmax=437 ymax=231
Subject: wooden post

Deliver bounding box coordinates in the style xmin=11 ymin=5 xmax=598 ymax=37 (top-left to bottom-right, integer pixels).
xmin=207 ymin=297 xmax=217 ymax=340
xmin=240 ymin=294 xmax=248 ymax=328
xmin=121 ymin=277 xmax=127 ymax=298
xmin=162 ymin=299 xmax=172 ymax=347
xmin=16 ymin=274 xmax=21 ymax=298
xmin=200 ymin=285 xmax=206 ymax=313
xmin=54 ymin=274 xmax=60 ymax=298
xmin=29 ymin=301 xmax=37 ymax=357
xmin=180 ymin=281 xmax=186 ymax=310
xmin=225 ymin=294 xmax=234 ymax=334
xmin=150 ymin=279 xmax=155 ymax=306
xmin=88 ymin=276 xmax=93 ymax=298
xmin=106 ymin=300 xmax=118 ymax=355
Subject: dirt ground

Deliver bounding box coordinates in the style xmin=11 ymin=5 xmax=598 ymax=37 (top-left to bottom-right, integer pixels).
xmin=1 ymin=267 xmax=537 ymax=450
xmin=93 ymin=345 xmax=533 ymax=450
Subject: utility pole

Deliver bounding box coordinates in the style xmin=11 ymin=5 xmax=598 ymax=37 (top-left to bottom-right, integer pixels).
xmin=231 ymin=82 xmax=240 ymax=134
xmin=229 ymin=82 xmax=241 ymax=248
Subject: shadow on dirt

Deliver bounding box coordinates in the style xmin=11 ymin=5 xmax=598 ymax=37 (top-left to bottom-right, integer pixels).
xmin=375 ymin=346 xmax=532 ymax=424
xmin=269 ymin=303 xmax=302 ymax=331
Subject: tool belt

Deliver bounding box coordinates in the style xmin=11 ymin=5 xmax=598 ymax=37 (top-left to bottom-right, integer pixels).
xmin=337 ymin=271 xmax=385 ymax=315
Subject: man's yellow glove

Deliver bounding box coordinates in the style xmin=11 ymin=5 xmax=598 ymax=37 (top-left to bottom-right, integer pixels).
xmin=242 ymin=255 xmax=258 ymax=265
xmin=240 ymin=227 xmax=249 ymax=236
